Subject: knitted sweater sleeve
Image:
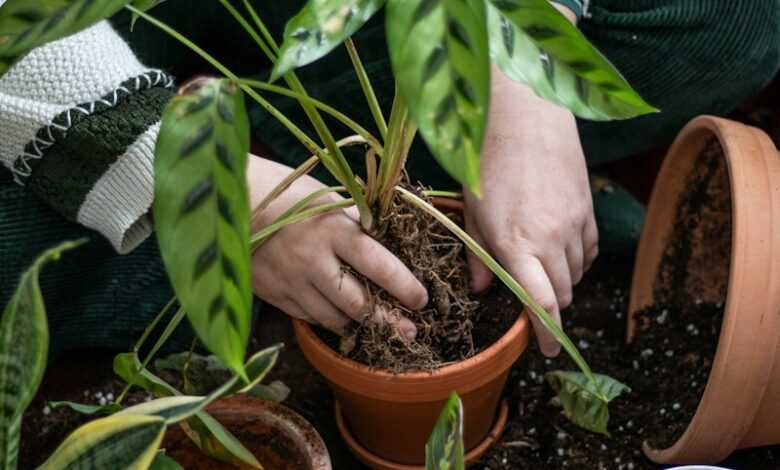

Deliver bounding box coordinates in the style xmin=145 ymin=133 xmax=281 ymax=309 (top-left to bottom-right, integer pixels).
xmin=0 ymin=21 xmax=174 ymax=254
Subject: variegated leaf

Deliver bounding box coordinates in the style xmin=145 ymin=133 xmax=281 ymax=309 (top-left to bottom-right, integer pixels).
xmin=271 ymin=0 xmax=385 ymax=81
xmin=386 ymin=0 xmax=490 ymax=195
xmin=49 ymin=401 xmax=122 ymax=415
xmin=0 ymin=0 xmax=129 ymax=75
xmin=486 ymin=0 xmax=657 ymax=120
xmin=546 ymin=371 xmax=630 ymax=435
xmin=118 ymin=396 xmax=208 ymax=425
xmin=0 ymin=240 xmax=84 ymax=469
xmin=37 ymin=414 xmax=165 ymax=470
xmin=154 ymin=78 xmax=252 ymax=378
xmin=425 ymin=392 xmax=465 ymax=470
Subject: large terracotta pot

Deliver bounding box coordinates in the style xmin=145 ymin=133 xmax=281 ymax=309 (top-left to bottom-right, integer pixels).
xmin=628 ymin=116 xmax=780 ymax=464
xmin=293 ymin=199 xmax=531 ymax=468
xmin=163 ymin=395 xmax=332 ymax=470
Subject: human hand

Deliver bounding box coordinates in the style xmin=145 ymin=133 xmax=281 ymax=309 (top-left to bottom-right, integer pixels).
xmin=247 ymin=156 xmax=428 ymax=338
xmin=464 ymin=68 xmax=598 ymax=357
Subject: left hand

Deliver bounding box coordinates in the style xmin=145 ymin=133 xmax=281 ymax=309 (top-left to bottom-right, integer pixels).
xmin=463 ymin=67 xmax=598 ymax=357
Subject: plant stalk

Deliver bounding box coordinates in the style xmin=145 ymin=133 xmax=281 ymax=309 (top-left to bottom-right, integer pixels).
xmin=345 ymin=38 xmax=387 ymax=140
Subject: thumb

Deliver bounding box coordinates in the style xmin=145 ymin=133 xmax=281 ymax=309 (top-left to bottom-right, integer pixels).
xmin=465 ymin=211 xmax=494 ymax=293
xmin=511 ymin=255 xmax=562 ymax=357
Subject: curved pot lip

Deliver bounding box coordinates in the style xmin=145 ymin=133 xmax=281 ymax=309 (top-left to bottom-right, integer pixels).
xmin=293 ymin=311 xmax=530 ymax=383
xmin=628 ymin=115 xmax=780 ymax=463
xmin=205 ymin=395 xmax=332 ymax=470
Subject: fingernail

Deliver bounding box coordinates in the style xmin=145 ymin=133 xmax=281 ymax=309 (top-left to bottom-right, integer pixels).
xmin=416 ymin=291 xmax=429 ymax=310
xmin=542 ymin=343 xmax=561 ymax=358
xmin=402 ymin=320 xmax=418 ymax=341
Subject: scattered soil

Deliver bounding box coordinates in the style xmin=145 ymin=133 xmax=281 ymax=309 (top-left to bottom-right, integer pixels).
xmin=318 ymin=191 xmax=519 ymax=372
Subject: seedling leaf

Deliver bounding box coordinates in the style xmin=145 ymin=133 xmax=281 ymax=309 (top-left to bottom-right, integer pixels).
xmin=425 ymin=392 xmax=465 ymax=470
xmin=546 ymin=371 xmax=630 ymax=436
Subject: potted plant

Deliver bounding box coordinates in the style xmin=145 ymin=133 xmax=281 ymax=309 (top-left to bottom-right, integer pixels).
xmin=627 ymin=115 xmax=780 ymax=464
xmin=0 ymin=0 xmax=656 ymax=467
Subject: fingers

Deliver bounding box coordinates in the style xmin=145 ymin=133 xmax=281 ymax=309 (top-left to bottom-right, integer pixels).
xmin=465 ymin=211 xmax=494 ymax=292
xmin=566 ymin=241 xmax=585 ymax=286
xmin=510 ymin=255 xmax=562 ymax=357
xmin=543 ymin=250 xmax=573 ymax=310
xmin=297 ymin=285 xmax=352 ymax=335
xmin=312 ymin=257 xmax=418 ymax=340
xmin=583 ymin=216 xmax=599 ymax=272
xmin=336 ymin=234 xmax=428 ymax=311
xmin=275 ymin=299 xmax=313 ymax=323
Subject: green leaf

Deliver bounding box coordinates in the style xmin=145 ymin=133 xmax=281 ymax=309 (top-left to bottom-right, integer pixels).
xmin=118 ymin=396 xmax=209 ymax=425
xmin=129 ymin=0 xmax=167 ymax=30
xmin=546 ymin=371 xmax=630 ymax=436
xmin=149 ymin=452 xmax=184 ymax=470
xmin=0 ymin=239 xmax=85 ymax=469
xmin=114 ymin=352 xmax=179 ymax=398
xmin=425 ymin=392 xmax=465 ymax=470
xmin=216 ymin=344 xmax=282 ymax=397
xmin=49 ymin=401 xmax=122 ymax=416
xmin=247 ymin=381 xmax=290 ymax=403
xmin=386 ymin=0 xmax=490 ymax=195
xmin=486 ymin=0 xmax=657 ymax=120
xmin=0 ymin=0 xmax=129 ymax=75
xmin=154 ymin=77 xmax=252 ymax=378
xmin=155 ymin=351 xmax=231 ymax=395
xmin=37 ymin=414 xmax=165 ymax=470
xmin=271 ymin=0 xmax=385 ymax=81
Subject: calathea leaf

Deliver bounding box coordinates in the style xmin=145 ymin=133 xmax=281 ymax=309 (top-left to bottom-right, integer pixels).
xmin=486 ymin=0 xmax=657 ymax=120
xmin=0 ymin=239 xmax=84 ymax=470
xmin=37 ymin=414 xmax=165 ymax=470
xmin=154 ymin=77 xmax=252 ymax=378
xmin=271 ymin=0 xmax=385 ymax=81
xmin=546 ymin=371 xmax=630 ymax=436
xmin=0 ymin=0 xmax=130 ymax=75
xmin=386 ymin=0 xmax=490 ymax=195
xmin=425 ymin=392 xmax=465 ymax=470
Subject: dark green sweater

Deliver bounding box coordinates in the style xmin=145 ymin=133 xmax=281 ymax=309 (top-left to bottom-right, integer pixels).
xmin=1 ymin=0 xmax=778 ymax=357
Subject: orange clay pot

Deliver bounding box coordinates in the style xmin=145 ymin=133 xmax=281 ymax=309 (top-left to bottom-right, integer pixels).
xmin=163 ymin=395 xmax=332 ymax=470
xmin=293 ymin=199 xmax=531 ymax=468
xmin=628 ymin=116 xmax=780 ymax=464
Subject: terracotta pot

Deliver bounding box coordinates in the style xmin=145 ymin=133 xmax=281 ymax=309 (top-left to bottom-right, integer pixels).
xmin=293 ymin=199 xmax=531 ymax=467
xmin=163 ymin=395 xmax=332 ymax=470
xmin=628 ymin=116 xmax=780 ymax=464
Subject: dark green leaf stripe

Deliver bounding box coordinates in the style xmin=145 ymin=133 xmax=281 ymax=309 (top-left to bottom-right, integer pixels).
xmin=271 ymin=0 xmax=386 ymax=80
xmin=426 ymin=393 xmax=465 ymax=470
xmin=154 ymin=78 xmax=252 ymax=378
xmin=486 ymin=0 xmax=657 ymax=120
xmin=0 ymin=240 xmax=85 ymax=468
xmin=0 ymin=0 xmax=130 ymax=73
xmin=387 ymin=0 xmax=490 ymax=194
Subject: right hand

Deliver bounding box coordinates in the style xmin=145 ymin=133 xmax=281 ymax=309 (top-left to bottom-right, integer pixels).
xmin=247 ymin=155 xmax=428 ymax=338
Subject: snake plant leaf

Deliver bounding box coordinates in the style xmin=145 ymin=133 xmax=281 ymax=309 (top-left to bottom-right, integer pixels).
xmin=154 ymin=78 xmax=252 ymax=379
xmin=0 ymin=239 xmax=84 ymax=470
xmin=118 ymin=396 xmax=209 ymax=425
xmin=486 ymin=0 xmax=657 ymax=120
xmin=113 ymin=352 xmax=262 ymax=469
xmin=425 ymin=392 xmax=465 ymax=470
xmin=149 ymin=452 xmax=184 ymax=470
xmin=49 ymin=401 xmax=122 ymax=415
xmin=546 ymin=371 xmax=630 ymax=436
xmin=37 ymin=414 xmax=165 ymax=470
xmin=271 ymin=0 xmax=385 ymax=81
xmin=386 ymin=0 xmax=490 ymax=196
xmin=0 ymin=0 xmax=129 ymax=75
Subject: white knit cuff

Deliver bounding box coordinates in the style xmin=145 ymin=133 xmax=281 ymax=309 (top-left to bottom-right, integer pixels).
xmin=76 ymin=122 xmax=160 ymax=254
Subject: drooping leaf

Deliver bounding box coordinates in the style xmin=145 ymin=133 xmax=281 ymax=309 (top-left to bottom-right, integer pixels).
xmin=154 ymin=78 xmax=252 ymax=378
xmin=247 ymin=380 xmax=291 ymax=403
xmin=129 ymin=0 xmax=167 ymax=30
xmin=0 ymin=239 xmax=85 ymax=469
xmin=118 ymin=396 xmax=209 ymax=424
xmin=546 ymin=371 xmax=630 ymax=436
xmin=38 ymin=414 xmax=165 ymax=470
xmin=0 ymin=0 xmax=130 ymax=75
xmin=425 ymin=392 xmax=465 ymax=470
xmin=271 ymin=0 xmax=385 ymax=81
xmin=149 ymin=452 xmax=184 ymax=470
xmin=386 ymin=0 xmax=490 ymax=195
xmin=486 ymin=0 xmax=657 ymax=120
xmin=114 ymin=351 xmax=263 ymax=469
xmin=155 ymin=351 xmax=231 ymax=395
xmin=49 ymin=401 xmax=122 ymax=415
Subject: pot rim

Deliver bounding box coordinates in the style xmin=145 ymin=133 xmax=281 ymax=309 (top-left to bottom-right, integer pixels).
xmin=628 ymin=115 xmax=780 ymax=463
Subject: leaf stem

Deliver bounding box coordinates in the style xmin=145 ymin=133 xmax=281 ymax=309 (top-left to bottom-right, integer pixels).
xmin=345 ymin=38 xmax=387 ymax=140
xmin=250 ymin=199 xmax=354 ymax=248
xmin=133 ymin=297 xmax=176 ymax=353
xmin=422 ymin=190 xmax=462 ymax=199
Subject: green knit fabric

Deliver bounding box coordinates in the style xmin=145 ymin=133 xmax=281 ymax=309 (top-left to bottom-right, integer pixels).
xmin=1 ymin=0 xmax=778 ymax=357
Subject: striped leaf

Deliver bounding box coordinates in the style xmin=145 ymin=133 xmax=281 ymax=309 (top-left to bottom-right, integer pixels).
xmin=113 ymin=352 xmax=262 ymax=469
xmin=0 ymin=239 xmax=84 ymax=470
xmin=546 ymin=371 xmax=630 ymax=436
xmin=38 ymin=414 xmax=165 ymax=470
xmin=271 ymin=0 xmax=385 ymax=81
xmin=118 ymin=396 xmax=208 ymax=425
xmin=486 ymin=0 xmax=657 ymax=120
xmin=386 ymin=0 xmax=490 ymax=195
xmin=0 ymin=0 xmax=129 ymax=74
xmin=154 ymin=78 xmax=252 ymax=378
xmin=425 ymin=392 xmax=465 ymax=470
